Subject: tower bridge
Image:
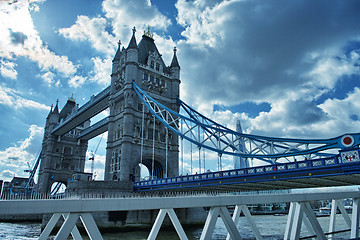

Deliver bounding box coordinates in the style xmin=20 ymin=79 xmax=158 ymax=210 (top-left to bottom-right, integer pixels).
xmin=32 ymin=27 xmax=360 ymax=195
xmin=3 ymin=27 xmax=360 ymax=239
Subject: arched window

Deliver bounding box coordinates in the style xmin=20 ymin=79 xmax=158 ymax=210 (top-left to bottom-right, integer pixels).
xmin=63 ymin=146 xmax=71 ymax=156
xmin=156 ymin=62 xmax=160 ymax=71
xmin=150 ymin=60 xmax=154 ymax=69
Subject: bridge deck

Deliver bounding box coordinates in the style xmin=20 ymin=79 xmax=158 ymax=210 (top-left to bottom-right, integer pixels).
xmin=1 ymin=187 xmax=359 ymax=215
xmin=134 ymin=148 xmax=360 ymax=192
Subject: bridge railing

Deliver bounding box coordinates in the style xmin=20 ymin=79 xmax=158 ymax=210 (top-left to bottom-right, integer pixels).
xmin=76 ymin=86 xmax=111 ymax=114
xmin=135 ymin=148 xmax=360 ymax=188
xmin=0 ymin=188 xmax=294 ymax=201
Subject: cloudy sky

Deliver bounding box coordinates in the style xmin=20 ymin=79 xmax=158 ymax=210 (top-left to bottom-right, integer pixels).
xmin=1 ymin=0 xmax=360 ymax=182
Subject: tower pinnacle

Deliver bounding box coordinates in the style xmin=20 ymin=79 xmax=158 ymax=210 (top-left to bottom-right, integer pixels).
xmin=127 ymin=26 xmax=138 ymax=49
xmin=144 ymin=26 xmax=154 ymax=39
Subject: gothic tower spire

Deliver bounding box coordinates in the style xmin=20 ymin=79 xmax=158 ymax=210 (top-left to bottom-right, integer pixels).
xmin=127 ymin=27 xmax=138 ymax=49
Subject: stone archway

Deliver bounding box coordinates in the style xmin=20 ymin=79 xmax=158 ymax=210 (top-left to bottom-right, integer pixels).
xmin=50 ymin=181 xmax=67 ymax=195
xmin=135 ymin=157 xmax=165 ymax=180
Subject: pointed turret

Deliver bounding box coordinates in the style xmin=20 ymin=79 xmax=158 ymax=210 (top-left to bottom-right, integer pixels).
xmin=46 ymin=104 xmax=53 ymax=119
xmin=170 ymin=47 xmax=180 ymax=79
xmin=53 ymin=99 xmax=59 ymax=115
xmin=170 ymin=47 xmax=180 ymax=69
xmin=126 ymin=26 xmax=139 ymax=64
xmin=59 ymin=96 xmax=77 ymax=122
xmin=127 ymin=27 xmax=138 ymax=50
xmin=47 ymin=99 xmax=59 ymax=125
xmin=113 ymin=40 xmax=122 ymax=62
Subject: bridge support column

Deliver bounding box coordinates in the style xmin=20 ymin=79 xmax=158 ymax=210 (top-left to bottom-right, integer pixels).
xmin=148 ymin=208 xmax=188 ymax=240
xmin=329 ymin=199 xmax=351 ymax=239
xmin=351 ymin=198 xmax=360 ymax=238
xmin=39 ymin=212 xmax=103 ymax=240
xmin=39 ymin=213 xmax=82 ymax=240
xmin=200 ymin=206 xmax=242 ymax=240
xmin=284 ymin=202 xmax=326 ymax=240
xmin=226 ymin=205 xmax=263 ymax=240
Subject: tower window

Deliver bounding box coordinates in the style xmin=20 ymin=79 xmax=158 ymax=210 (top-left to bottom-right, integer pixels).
xmin=143 ymin=73 xmax=148 ymax=81
xmin=156 ymin=62 xmax=160 ymax=71
xmin=150 ymin=75 xmax=154 ymax=83
xmin=148 ymin=128 xmax=153 ymax=140
xmin=150 ymin=60 xmax=154 ymax=69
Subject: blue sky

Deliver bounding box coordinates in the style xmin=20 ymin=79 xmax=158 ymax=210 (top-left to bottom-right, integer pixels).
xmin=1 ymin=0 xmax=360 ymax=182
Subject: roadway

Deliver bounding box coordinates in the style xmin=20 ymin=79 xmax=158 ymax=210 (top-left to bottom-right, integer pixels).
xmin=134 ymin=152 xmax=360 ymax=192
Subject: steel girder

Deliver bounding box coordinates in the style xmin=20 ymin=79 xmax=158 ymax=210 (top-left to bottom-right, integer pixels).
xmin=133 ymin=81 xmax=360 ymax=164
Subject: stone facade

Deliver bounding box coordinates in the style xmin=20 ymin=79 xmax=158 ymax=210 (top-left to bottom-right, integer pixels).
xmin=105 ymin=28 xmax=181 ymax=182
xmin=37 ymin=28 xmax=181 ymax=192
xmin=37 ymin=97 xmax=89 ymax=193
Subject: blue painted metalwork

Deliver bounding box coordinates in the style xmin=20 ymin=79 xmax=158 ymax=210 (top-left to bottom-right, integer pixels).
xmin=133 ymin=81 xmax=360 ymax=163
xmin=134 ymin=148 xmax=360 ymax=191
xmin=24 ymin=149 xmax=42 ymax=190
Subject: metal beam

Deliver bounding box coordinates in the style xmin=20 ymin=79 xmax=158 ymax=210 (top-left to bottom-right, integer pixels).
xmin=148 ymin=209 xmax=188 ymax=240
xmin=80 ymin=213 xmax=104 ymax=240
xmin=2 ymin=187 xmax=360 ymax=215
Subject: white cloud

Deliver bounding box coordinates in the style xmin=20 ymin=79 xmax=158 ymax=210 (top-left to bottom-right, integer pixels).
xmin=102 ymin=0 xmax=171 ymax=40
xmin=307 ymin=51 xmax=360 ymax=89
xmin=59 ymin=15 xmax=117 ymax=56
xmin=68 ymin=75 xmax=87 ymax=88
xmin=0 ymin=0 xmax=78 ymax=79
xmin=318 ymin=87 xmax=360 ymax=134
xmin=37 ymin=71 xmax=60 ymax=87
xmin=89 ymin=57 xmax=112 ymax=86
xmin=0 ymin=59 xmax=17 ymax=79
xmin=172 ymin=0 xmax=360 ymax=143
xmin=0 ymin=83 xmax=50 ymax=111
xmin=0 ymin=125 xmax=43 ymax=182
xmin=176 ymin=0 xmax=231 ymax=48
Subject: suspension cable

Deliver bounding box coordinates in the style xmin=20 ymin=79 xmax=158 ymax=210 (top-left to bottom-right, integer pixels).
xmin=165 ymin=112 xmax=169 ymax=178
xmin=190 ymin=141 xmax=193 ymax=174
xmin=203 ymin=145 xmax=206 ymax=172
xmin=198 ymin=126 xmax=201 ymax=174
xmin=140 ymin=103 xmax=145 ymax=180
xmin=219 ymin=153 xmax=222 ymax=171
xmin=217 ymin=132 xmax=220 ymax=171
xmin=202 ymin=120 xmax=206 ymax=172
xmin=181 ymin=119 xmax=184 ymax=175
xmin=152 ymin=116 xmax=155 ymax=179
xmin=198 ymin=146 xmax=201 ymax=174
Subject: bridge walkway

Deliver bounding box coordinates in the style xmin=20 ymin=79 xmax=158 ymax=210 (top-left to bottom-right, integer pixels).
xmin=1 ymin=186 xmax=360 ymax=239
xmin=51 ymin=86 xmax=110 ymax=136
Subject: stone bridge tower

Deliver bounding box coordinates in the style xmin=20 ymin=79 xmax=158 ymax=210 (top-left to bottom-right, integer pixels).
xmin=37 ymin=97 xmax=89 ymax=193
xmin=105 ymin=27 xmax=180 ymax=181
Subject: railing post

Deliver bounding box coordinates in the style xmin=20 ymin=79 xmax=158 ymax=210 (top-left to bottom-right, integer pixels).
xmin=351 ymin=198 xmax=360 ymax=238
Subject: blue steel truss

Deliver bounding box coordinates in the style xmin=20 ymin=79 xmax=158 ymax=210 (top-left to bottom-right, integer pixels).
xmin=133 ymin=81 xmax=360 ymax=164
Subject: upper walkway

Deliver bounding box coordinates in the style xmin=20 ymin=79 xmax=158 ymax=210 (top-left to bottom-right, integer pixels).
xmin=51 ymin=86 xmax=110 ymax=136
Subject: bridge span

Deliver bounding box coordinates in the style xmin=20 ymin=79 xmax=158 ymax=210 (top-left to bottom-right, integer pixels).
xmin=134 ymin=147 xmax=360 ymax=192
xmin=1 ymin=186 xmax=360 ymax=239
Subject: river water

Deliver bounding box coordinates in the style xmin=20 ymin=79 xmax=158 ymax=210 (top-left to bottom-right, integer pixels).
xmin=0 ymin=214 xmax=352 ymax=239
